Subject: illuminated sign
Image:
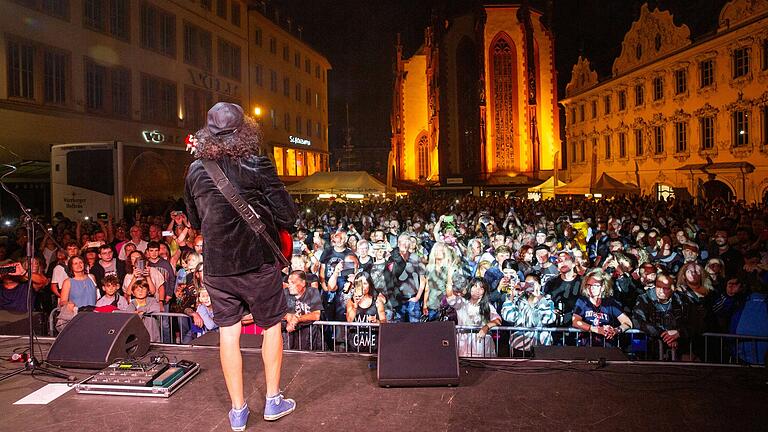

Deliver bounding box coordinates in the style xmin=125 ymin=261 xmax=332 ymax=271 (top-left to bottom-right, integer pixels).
xmin=142 ymin=130 xmax=166 ymax=144
xmin=289 ymin=136 xmax=311 ymax=146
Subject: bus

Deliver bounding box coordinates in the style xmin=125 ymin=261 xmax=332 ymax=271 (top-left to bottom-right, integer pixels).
xmin=51 ymin=141 xmax=193 ymax=221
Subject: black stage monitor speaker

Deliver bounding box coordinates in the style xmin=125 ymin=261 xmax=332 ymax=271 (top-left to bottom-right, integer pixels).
xmin=378 ymin=321 xmax=459 ymax=387
xmin=534 ymin=346 xmax=629 ymax=361
xmin=47 ymin=313 xmax=151 ymax=368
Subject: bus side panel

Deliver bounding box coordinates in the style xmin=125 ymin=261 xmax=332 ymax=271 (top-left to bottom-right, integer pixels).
xmin=121 ymin=145 xmax=193 ymax=220
xmin=51 ymin=147 xmax=116 ymax=220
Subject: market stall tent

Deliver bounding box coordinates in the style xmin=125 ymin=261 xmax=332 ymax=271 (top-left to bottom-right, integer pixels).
xmin=286 ymin=171 xmax=395 ymax=195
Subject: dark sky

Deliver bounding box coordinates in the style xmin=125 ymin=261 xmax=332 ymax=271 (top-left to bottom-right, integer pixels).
xmin=278 ymin=0 xmax=728 ymax=164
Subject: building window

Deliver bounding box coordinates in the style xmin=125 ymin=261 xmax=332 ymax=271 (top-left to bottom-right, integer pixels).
xmin=254 ymin=64 xmax=263 ymax=87
xmin=604 ymin=95 xmax=611 ymax=115
xmin=184 ymin=85 xmax=212 ymax=129
xmin=295 ymin=82 xmax=301 ymax=101
xmin=140 ymin=2 xmax=176 ymax=58
xmin=284 ymin=112 xmax=290 ymax=131
xmin=653 ymin=125 xmax=664 ymax=154
xmin=315 ymin=92 xmax=320 ymax=109
xmin=296 ymin=115 xmax=302 ymax=134
xmin=6 ymin=39 xmax=35 ymax=100
xmin=254 ymin=28 xmax=262 ymax=46
xmin=674 ymin=121 xmax=687 ymax=153
xmin=570 ymin=107 xmax=576 ymax=123
xmin=15 ymin=0 xmax=70 ymax=19
xmin=305 ymin=88 xmax=311 ymax=105
xmin=699 ymin=59 xmax=714 ymax=87
xmin=184 ymin=23 xmax=212 ymax=71
xmin=634 ymin=128 xmax=644 ymax=156
xmin=283 ymin=77 xmax=290 ymax=97
xmin=217 ymin=38 xmax=241 ymax=80
xmin=215 ymin=0 xmax=226 ymax=19
xmin=83 ymin=0 xmax=130 ymax=41
xmin=417 ymin=134 xmax=429 ymax=179
xmin=315 ymin=64 xmax=320 ymax=79
xmin=657 ymin=184 xmax=675 ymax=201
xmin=674 ymin=69 xmax=687 ymax=94
xmin=141 ymin=73 xmax=176 ymax=125
xmin=763 ymin=38 xmax=768 ymax=71
xmin=762 ymin=106 xmax=768 ymax=145
xmin=282 ymin=44 xmax=289 ymax=61
xmin=294 ymin=52 xmax=301 ymax=68
xmin=231 ymin=2 xmax=240 ymax=26
xmin=44 ymin=50 xmax=67 ymax=105
xmin=269 ymin=37 xmax=276 ymax=54
xmin=700 ymin=116 xmax=715 ymax=150
xmin=652 ymin=77 xmax=663 ymax=101
xmin=619 ymin=132 xmax=627 ymax=158
xmin=269 ymin=70 xmax=277 ymax=92
xmin=85 ymin=58 xmax=130 ymax=117
xmin=490 ymin=36 xmax=518 ymax=171
xmin=570 ymin=142 xmax=576 ymax=163
xmin=635 ymin=83 xmax=644 ymax=106
xmin=201 ymin=0 xmax=211 ymax=11
xmin=604 ymin=135 xmax=611 ymax=160
xmin=306 ymin=119 xmax=312 ymax=137
xmin=579 ymin=104 xmax=585 ymax=122
xmin=591 ymin=100 xmax=597 ymax=119
xmin=733 ymin=110 xmax=749 ymax=147
xmin=579 ymin=140 xmax=585 ymax=162
xmin=618 ymin=90 xmax=626 ymax=111
xmin=305 ymin=58 xmax=311 ymax=73
xmin=315 ymin=122 xmax=321 ymax=139
xmin=732 ymin=47 xmax=750 ymax=79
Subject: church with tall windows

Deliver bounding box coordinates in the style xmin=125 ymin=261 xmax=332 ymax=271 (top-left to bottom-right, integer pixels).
xmin=390 ymin=2 xmax=560 ymax=187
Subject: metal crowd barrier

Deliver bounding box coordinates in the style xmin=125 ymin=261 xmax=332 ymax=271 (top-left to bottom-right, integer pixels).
xmin=45 ymin=311 xmax=767 ymax=366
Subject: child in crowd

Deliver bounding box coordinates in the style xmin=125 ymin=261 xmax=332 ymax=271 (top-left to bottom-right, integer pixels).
xmin=95 ymin=274 xmax=129 ymax=312
xmin=190 ymin=288 xmax=217 ymax=337
xmin=126 ymin=279 xmax=162 ymax=341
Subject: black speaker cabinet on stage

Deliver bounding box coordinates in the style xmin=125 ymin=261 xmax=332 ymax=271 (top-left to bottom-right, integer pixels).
xmin=47 ymin=313 xmax=151 ymax=368
xmin=377 ymin=321 xmax=459 ymax=387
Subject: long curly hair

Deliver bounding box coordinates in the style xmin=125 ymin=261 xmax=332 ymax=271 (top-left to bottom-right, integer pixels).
xmin=194 ymin=115 xmax=265 ymax=160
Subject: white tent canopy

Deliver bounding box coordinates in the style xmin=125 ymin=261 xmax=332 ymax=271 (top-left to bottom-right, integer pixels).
xmin=286 ymin=171 xmax=395 ymax=195
xmin=529 ymin=176 xmax=568 ymax=199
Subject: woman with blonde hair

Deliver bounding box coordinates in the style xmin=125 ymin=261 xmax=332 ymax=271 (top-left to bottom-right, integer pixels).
xmin=423 ymin=242 xmax=464 ymax=321
xmin=572 ymin=268 xmax=633 ymax=347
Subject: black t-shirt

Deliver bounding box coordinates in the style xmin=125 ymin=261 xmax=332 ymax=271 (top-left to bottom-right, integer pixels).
xmin=544 ymin=276 xmax=582 ymax=324
xmin=285 ymin=287 xmax=323 ymax=318
xmin=0 ymin=282 xmax=30 ymax=313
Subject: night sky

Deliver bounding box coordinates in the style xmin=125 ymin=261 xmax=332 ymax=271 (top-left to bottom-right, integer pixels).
xmin=278 ymin=0 xmax=729 ymax=169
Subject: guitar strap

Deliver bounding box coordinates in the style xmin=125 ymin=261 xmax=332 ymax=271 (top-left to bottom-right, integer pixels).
xmin=201 ymin=159 xmax=290 ymax=270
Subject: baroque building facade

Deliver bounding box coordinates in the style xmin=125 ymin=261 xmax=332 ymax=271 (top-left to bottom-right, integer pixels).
xmin=561 ymin=0 xmax=768 ymax=202
xmin=391 ymin=1 xmax=560 ymax=187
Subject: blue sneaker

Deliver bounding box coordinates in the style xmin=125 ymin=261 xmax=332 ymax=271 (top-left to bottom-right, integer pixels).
xmin=263 ymin=392 xmax=296 ymax=421
xmin=229 ymin=403 xmax=249 ymax=431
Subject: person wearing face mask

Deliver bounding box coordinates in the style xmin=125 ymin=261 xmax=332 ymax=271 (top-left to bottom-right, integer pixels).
xmin=572 ymin=268 xmax=633 ymax=347
xmin=446 ymin=277 xmax=501 ymax=357
xmin=501 ymin=273 xmax=556 ymax=355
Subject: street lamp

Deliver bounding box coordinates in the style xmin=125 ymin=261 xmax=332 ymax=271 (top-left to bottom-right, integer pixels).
xmin=254 ymin=106 xmax=263 ymax=117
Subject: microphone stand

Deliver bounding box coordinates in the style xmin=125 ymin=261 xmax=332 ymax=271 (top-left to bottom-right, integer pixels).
xmin=0 ymin=165 xmax=72 ymax=382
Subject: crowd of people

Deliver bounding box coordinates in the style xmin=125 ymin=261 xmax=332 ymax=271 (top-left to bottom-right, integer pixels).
xmin=0 ymin=193 xmax=766 ymax=363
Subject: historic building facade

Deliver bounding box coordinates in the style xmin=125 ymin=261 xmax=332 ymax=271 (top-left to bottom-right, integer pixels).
xmin=391 ymin=2 xmax=560 ymax=186
xmin=0 ymin=0 xmax=329 ymax=180
xmin=561 ymin=0 xmax=768 ymax=202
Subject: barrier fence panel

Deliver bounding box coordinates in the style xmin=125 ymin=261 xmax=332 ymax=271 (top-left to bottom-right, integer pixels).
xmin=82 ymin=315 xmax=767 ymax=366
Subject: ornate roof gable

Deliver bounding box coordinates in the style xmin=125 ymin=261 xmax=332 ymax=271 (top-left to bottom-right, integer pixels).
xmin=719 ymin=0 xmax=768 ymax=31
xmin=566 ymin=56 xmax=598 ymax=97
xmin=612 ymin=4 xmax=691 ymax=77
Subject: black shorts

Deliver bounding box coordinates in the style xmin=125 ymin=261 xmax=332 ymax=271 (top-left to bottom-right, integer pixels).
xmin=204 ymin=264 xmax=288 ymax=329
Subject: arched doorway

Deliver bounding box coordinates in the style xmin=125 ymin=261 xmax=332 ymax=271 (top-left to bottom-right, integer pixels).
xmin=702 ymin=180 xmax=733 ymax=201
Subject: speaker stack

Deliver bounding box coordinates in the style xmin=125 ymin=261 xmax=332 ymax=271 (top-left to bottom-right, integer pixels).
xmin=377 ymin=321 xmax=459 ymax=387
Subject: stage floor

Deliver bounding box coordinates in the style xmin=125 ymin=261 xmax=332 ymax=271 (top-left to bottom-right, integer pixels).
xmin=0 ymin=335 xmax=765 ymax=431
